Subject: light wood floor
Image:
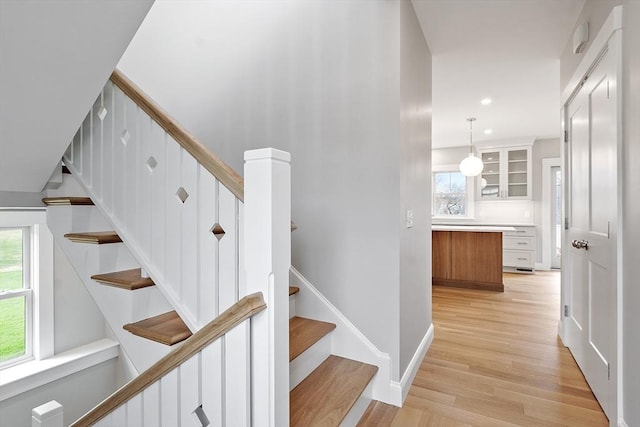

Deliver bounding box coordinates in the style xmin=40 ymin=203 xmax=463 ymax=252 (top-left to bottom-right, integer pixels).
xmin=359 ymin=272 xmax=608 ymax=426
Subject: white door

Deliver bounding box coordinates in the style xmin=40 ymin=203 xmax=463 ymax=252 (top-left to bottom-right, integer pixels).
xmin=564 ymin=41 xmax=618 ymax=419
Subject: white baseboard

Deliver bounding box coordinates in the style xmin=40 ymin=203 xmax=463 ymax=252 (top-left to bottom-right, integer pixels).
xmin=290 ymin=266 xmax=403 ymax=406
xmin=619 ymin=419 xmax=629 ymax=427
xmin=399 ymin=324 xmax=434 ymax=402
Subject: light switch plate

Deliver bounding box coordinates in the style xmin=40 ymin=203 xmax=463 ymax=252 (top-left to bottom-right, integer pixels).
xmin=406 ymin=209 xmax=414 ymax=228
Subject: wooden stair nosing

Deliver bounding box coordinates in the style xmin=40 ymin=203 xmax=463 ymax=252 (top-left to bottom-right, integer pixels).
xmin=42 ymin=197 xmax=94 ymax=206
xmin=289 ymin=286 xmax=300 ymax=296
xmin=289 ymin=316 xmax=336 ymax=362
xmin=290 ymin=355 xmax=378 ymax=427
xmin=64 ymin=231 xmax=122 ymax=244
xmin=91 ymin=268 xmax=154 ymax=290
xmin=123 ymin=311 xmax=192 ymax=346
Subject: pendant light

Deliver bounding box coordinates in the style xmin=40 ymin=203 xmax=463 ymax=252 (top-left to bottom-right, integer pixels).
xmin=459 ymin=117 xmax=484 ymax=177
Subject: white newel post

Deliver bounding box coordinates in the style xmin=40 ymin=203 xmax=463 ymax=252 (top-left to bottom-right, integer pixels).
xmin=244 ymin=148 xmax=291 ymax=427
xmin=32 ymin=401 xmax=63 ymax=427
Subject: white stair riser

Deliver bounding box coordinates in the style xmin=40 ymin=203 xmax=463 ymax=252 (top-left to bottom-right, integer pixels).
xmin=289 ymin=294 xmax=296 ymax=319
xmin=339 ymin=380 xmax=374 ymax=427
xmin=289 ymin=334 xmax=331 ymax=391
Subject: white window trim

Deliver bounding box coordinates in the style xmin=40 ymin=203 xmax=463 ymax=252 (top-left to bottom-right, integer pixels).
xmin=0 ymin=209 xmax=119 ymax=400
xmin=432 ymin=164 xmax=476 ymax=220
xmin=0 ymin=339 xmax=119 ymax=400
xmin=0 ymin=209 xmax=54 ymax=366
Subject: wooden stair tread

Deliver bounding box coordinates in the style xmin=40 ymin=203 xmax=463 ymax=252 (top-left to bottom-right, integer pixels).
xmin=91 ymin=268 xmax=154 ymax=290
xmin=64 ymin=231 xmax=122 ymax=244
xmin=357 ymin=401 xmax=398 ymax=426
xmin=289 ymin=316 xmax=336 ymax=361
xmin=42 ymin=197 xmax=94 ymax=206
xmin=290 ymin=355 xmax=378 ymax=426
xmin=123 ymin=311 xmax=192 ymax=346
xmin=289 ymin=286 xmax=300 ymax=296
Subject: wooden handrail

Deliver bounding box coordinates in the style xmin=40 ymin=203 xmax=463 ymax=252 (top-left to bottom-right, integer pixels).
xmin=110 ymin=69 xmax=244 ymax=201
xmin=71 ymin=292 xmax=266 ymax=427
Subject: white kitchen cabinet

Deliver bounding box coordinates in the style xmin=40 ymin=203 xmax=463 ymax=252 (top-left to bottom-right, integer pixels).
xmin=502 ymin=225 xmax=536 ymax=273
xmin=478 ymin=146 xmax=532 ymax=200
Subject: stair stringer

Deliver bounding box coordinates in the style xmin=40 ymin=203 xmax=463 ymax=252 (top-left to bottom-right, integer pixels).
xmin=289 ymin=266 xmax=403 ymax=407
xmin=46 ymin=204 xmax=174 ymax=372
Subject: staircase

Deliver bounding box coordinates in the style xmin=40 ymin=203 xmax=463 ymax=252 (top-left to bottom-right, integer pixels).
xmin=44 ymin=190 xmax=379 ymax=425
xmin=288 ymin=295 xmax=378 ymax=425
xmin=43 ymin=69 xmax=387 ymax=426
xmin=43 ymin=195 xmax=175 ymax=372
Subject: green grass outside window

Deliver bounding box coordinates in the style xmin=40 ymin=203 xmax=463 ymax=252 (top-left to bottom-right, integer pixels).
xmin=0 ymin=229 xmax=26 ymax=362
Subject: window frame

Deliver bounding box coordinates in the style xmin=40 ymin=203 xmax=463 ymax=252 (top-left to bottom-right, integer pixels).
xmin=432 ymin=164 xmax=475 ymax=219
xmin=0 ymin=210 xmax=53 ymax=371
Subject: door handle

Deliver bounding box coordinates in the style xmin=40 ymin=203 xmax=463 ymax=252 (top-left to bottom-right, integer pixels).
xmin=571 ymin=239 xmax=589 ymax=250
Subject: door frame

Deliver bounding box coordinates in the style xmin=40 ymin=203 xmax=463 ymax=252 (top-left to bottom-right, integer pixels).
xmin=541 ymin=157 xmax=561 ymax=270
xmin=559 ymin=6 xmax=623 ymax=425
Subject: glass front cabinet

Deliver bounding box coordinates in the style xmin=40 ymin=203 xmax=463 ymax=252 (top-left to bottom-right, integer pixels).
xmin=478 ymin=146 xmax=532 ymax=200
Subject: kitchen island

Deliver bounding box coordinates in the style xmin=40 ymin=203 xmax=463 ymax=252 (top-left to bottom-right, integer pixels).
xmin=432 ymin=225 xmax=516 ymax=292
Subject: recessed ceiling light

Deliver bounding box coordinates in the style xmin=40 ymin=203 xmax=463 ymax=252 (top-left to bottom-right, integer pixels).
xmin=484 ymin=129 xmax=493 ymax=135
xmin=480 ymin=98 xmax=492 ymax=106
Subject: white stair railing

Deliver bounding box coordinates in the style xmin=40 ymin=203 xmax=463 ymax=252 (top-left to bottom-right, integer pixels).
xmin=62 ymin=70 xmax=291 ymax=426
xmin=69 ymin=293 xmax=267 ymax=427
xmin=63 ymin=71 xmax=245 ymax=332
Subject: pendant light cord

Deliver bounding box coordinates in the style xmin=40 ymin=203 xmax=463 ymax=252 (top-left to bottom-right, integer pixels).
xmin=468 ymin=117 xmax=476 ymax=154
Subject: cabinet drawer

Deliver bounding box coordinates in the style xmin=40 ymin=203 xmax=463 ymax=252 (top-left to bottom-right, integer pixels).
xmin=503 ymin=236 xmax=535 ymax=250
xmin=504 ymin=226 xmax=535 ymax=237
xmin=504 ymin=250 xmax=534 ymax=268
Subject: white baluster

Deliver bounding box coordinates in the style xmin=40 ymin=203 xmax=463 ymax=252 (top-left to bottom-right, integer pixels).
xmin=244 ymin=148 xmax=291 ymax=427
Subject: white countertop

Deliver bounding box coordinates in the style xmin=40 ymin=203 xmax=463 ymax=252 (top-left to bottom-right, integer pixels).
xmin=432 ymin=225 xmax=517 ymax=232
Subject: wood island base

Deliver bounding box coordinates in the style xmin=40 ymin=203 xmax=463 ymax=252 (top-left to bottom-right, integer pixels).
xmin=432 ymin=229 xmax=505 ymax=292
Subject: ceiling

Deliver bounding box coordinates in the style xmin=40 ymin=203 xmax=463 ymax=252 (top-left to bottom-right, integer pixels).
xmin=412 ymin=0 xmax=585 ymax=148
xmin=0 ymin=0 xmax=153 ymax=193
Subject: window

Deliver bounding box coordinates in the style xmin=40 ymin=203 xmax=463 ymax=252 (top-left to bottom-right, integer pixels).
xmin=433 ymin=169 xmax=474 ymax=218
xmin=0 ymin=227 xmax=32 ymax=367
xmin=0 ymin=210 xmax=53 ymax=371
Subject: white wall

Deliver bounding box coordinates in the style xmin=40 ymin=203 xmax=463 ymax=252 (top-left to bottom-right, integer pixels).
xmin=622 ymin=0 xmax=640 ymax=424
xmin=0 ymin=360 xmax=118 ymax=427
xmin=53 ymin=243 xmax=106 ymax=353
xmin=399 ymin=0 xmax=432 ymax=376
xmin=119 ymin=0 xmax=432 ymax=380
xmin=432 ymin=146 xmax=469 ymax=167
